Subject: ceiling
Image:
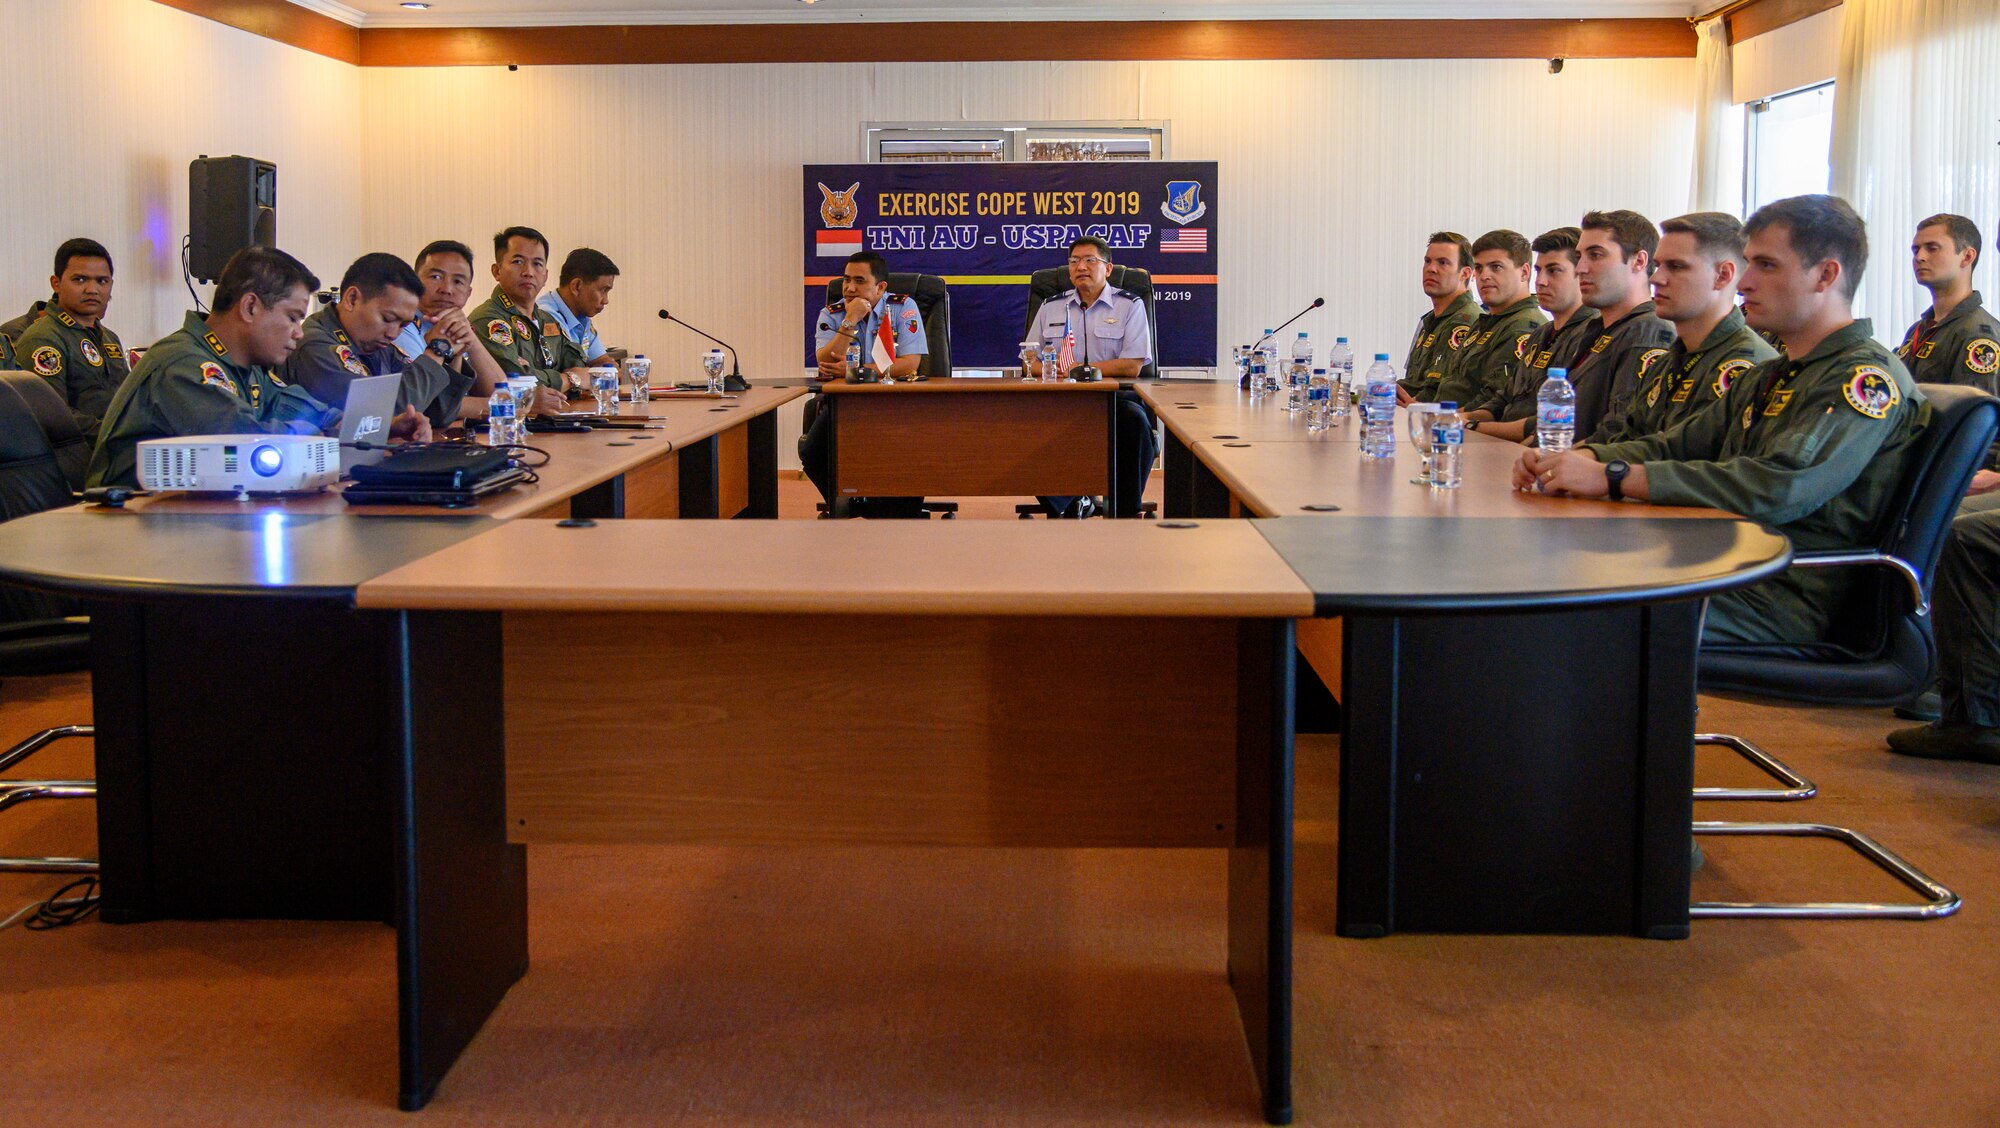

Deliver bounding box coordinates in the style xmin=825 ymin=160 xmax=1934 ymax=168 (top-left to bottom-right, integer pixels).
xmin=315 ymin=0 xmax=1717 ymax=29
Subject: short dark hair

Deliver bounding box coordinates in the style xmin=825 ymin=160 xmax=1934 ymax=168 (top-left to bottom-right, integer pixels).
xmin=559 ymin=247 xmax=620 ymax=287
xmin=1661 ymin=211 xmax=1748 ymax=264
xmin=1746 ymin=194 xmax=1870 ymax=300
xmin=1470 ymin=229 xmax=1532 ymax=269
xmin=1917 ymin=212 xmax=1982 ymax=271
xmin=53 ymin=237 xmax=112 ymax=277
xmin=493 ymin=226 xmax=550 ymax=260
xmin=1068 ymin=235 xmax=1113 ymax=262
xmin=1581 ymin=210 xmax=1661 ymax=270
xmin=845 ymin=250 xmax=889 ymax=285
xmin=211 ymin=247 xmax=319 ymax=315
xmin=1427 ymin=231 xmax=1473 ymax=270
xmin=414 ymin=239 xmax=475 ymax=273
xmin=1531 ymin=227 xmax=1582 ymax=265
xmin=338 ymin=252 xmax=424 ymax=302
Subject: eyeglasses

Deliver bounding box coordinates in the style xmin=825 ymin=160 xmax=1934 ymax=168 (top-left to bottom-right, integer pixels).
xmin=1067 ymin=256 xmax=1106 ymax=267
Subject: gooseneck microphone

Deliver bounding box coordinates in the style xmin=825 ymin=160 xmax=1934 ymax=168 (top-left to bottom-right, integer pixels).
xmin=658 ymin=309 xmax=749 ymax=391
xmin=1249 ymin=297 xmax=1326 ymax=354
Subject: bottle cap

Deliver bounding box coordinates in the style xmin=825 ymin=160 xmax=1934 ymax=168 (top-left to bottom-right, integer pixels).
xmin=1375 ymin=353 xmax=1390 ymax=360
xmin=1439 ymin=402 xmax=1456 ymax=410
xmin=1297 ymin=331 xmax=1308 ymax=337
xmin=1337 ymin=337 xmax=1348 ymax=343
xmin=1549 ymin=367 xmax=1567 ymax=377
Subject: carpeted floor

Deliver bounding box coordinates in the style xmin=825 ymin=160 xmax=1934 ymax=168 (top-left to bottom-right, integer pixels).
xmin=4 ymin=482 xmax=1996 ymax=1125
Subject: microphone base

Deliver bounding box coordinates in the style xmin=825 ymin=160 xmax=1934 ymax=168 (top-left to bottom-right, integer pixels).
xmin=722 ymin=374 xmax=752 ymax=392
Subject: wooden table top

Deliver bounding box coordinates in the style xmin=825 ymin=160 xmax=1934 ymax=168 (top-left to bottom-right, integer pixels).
xmin=356 ymin=518 xmax=1317 ymax=618
xmin=819 ymin=376 xmax=1119 ymax=395
xmin=1193 ymin=439 xmax=1734 ymax=520
xmin=113 ymin=385 xmax=808 ymax=520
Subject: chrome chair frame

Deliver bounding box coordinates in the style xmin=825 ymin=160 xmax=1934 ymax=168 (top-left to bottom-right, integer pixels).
xmin=0 ymin=724 xmax=97 ymax=875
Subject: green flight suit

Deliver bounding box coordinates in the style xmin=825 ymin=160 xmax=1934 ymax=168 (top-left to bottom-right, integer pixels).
xmin=0 ymin=329 xmax=13 ymax=369
xmin=87 ymin=311 xmax=340 ymax=489
xmin=284 ymin=307 xmax=472 ymax=429
xmin=1469 ymin=307 xmax=1602 ymax=424
xmin=1572 ymin=301 xmax=1676 ymax=443
xmin=1585 ymin=319 xmax=1926 ymax=646
xmin=1399 ymin=290 xmax=1478 ymax=399
xmin=1432 ymin=295 xmax=1545 ymax=409
xmin=1896 ymin=290 xmax=2000 ymax=394
xmin=12 ymin=304 xmax=131 ymax=439
xmin=0 ymin=296 xmax=51 ymax=356
xmin=469 ymin=286 xmax=564 ymax=390
xmin=1610 ymin=308 xmax=1777 ymax=443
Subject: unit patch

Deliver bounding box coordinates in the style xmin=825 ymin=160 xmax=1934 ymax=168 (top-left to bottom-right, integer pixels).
xmin=335 ymin=343 xmax=368 ymax=376
xmin=1514 ymin=333 xmax=1531 ymax=361
xmin=29 ymin=346 xmax=61 ymax=376
xmin=1638 ymin=348 xmax=1668 ymax=376
xmin=1843 ymin=366 xmax=1899 ymax=419
xmin=1448 ymin=325 xmax=1473 ymax=350
xmin=199 ymin=361 xmax=233 ymax=392
xmin=486 ymin=319 xmax=514 ymax=347
xmin=1713 ymin=358 xmax=1756 ymax=398
xmin=1967 ymin=339 xmax=1999 ymax=376
xmin=79 ymin=339 xmax=103 ymax=367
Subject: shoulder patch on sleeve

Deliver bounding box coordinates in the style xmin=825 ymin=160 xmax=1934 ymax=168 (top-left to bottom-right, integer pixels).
xmin=29 ymin=345 xmax=62 ymax=377
xmin=335 ymin=343 xmax=368 ymax=376
xmin=1843 ymin=365 xmax=1900 ymax=419
xmin=1967 ymin=338 xmax=1999 ymax=376
xmin=485 ymin=319 xmax=514 ymax=347
xmin=198 ymin=361 xmax=233 ymax=392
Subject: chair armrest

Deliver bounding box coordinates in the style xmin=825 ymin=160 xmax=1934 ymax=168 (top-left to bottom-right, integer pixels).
xmin=1791 ymin=551 xmax=1927 ymax=616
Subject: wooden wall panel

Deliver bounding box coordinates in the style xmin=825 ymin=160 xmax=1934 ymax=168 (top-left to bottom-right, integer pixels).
xmin=1727 ymin=0 xmax=1843 ymax=44
xmin=359 ymin=18 xmax=1694 ymax=68
xmin=149 ymin=0 xmax=360 ymax=63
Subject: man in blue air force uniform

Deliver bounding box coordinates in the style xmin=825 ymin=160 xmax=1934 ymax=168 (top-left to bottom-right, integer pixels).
xmin=800 ymin=249 xmax=928 ymax=516
xmin=1026 ymin=235 xmax=1156 ymax=518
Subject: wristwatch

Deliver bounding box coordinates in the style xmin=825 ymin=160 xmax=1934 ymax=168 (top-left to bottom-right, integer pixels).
xmin=1465 ymin=419 xmax=1480 ymax=432
xmin=1604 ymin=459 xmax=1631 ymax=501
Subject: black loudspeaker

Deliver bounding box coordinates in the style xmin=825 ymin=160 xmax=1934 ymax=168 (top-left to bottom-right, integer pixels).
xmin=188 ymin=156 xmax=277 ymax=282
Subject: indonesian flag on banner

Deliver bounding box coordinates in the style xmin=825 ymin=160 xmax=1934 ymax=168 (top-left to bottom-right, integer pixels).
xmin=817 ymin=229 xmax=863 ymax=257
xmin=873 ymin=318 xmax=897 ymax=372
xmin=1057 ymin=319 xmax=1077 ymax=373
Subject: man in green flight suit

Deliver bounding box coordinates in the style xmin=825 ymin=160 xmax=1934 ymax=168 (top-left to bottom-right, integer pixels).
xmin=1897 ymin=213 xmax=1999 ymax=393
xmin=88 ymin=248 xmax=372 ymax=489
xmin=1570 ymin=209 xmax=1676 ymax=444
xmin=1433 ymin=229 xmax=1546 ymax=410
xmin=468 ymin=226 xmax=572 ymax=414
xmin=0 ymin=294 xmax=51 ymax=358
xmin=1396 ymin=231 xmax=1478 ymax=403
xmin=1608 ymin=212 xmax=1776 ymax=442
xmin=1517 ymin=194 xmax=1926 ymax=647
xmin=1464 ymin=227 xmax=1599 ymax=441
xmin=12 ymin=238 xmax=131 ymax=441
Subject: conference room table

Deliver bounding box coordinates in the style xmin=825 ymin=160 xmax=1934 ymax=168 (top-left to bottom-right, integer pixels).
xmin=0 ymin=376 xmax=1793 ymax=1124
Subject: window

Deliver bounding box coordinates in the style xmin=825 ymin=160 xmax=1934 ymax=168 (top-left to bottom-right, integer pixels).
xmin=864 ymin=121 xmax=1167 ymax=163
xmin=1744 ymin=81 xmax=1834 ymax=214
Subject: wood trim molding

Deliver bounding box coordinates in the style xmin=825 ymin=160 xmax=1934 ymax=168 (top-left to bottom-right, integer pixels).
xmin=357 ymin=18 xmax=1695 ymax=68
xmin=1725 ymin=0 xmax=1841 ymax=43
xmin=150 ymin=0 xmax=361 ymax=64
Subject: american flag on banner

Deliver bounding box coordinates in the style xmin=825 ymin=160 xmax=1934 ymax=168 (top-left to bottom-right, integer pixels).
xmin=1161 ymin=228 xmax=1208 ymax=253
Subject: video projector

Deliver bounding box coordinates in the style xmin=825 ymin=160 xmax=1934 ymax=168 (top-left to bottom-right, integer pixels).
xmin=137 ymin=434 xmax=340 ymax=495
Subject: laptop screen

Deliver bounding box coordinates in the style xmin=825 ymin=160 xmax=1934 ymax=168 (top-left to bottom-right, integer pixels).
xmin=338 ymin=374 xmax=402 ymax=475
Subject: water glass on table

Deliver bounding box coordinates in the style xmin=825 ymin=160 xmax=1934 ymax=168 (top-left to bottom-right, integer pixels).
xmin=1406 ymin=403 xmax=1440 ymax=485
xmin=703 ymin=348 xmax=726 ymax=395
xmin=625 ymin=355 xmax=652 ymax=406
xmin=589 ymin=367 xmax=619 ymax=414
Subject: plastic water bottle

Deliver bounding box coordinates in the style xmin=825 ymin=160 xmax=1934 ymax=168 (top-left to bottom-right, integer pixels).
xmin=1538 ymin=366 xmax=1577 ymax=452
xmin=845 ymin=338 xmax=864 ymax=380
xmin=1039 ymin=338 xmax=1061 ymax=383
xmin=1286 ymin=332 xmax=1313 ymax=412
xmin=1247 ymin=349 xmax=1268 ymax=400
xmin=1430 ymin=402 xmax=1464 ymax=488
xmin=1260 ymin=341 xmax=1283 ymax=395
xmin=1328 ymin=337 xmax=1355 ymax=418
xmin=1306 ymin=368 xmax=1332 ymax=433
xmin=1362 ymin=354 xmax=1398 ymax=458
xmin=487 ymin=380 xmax=518 ymax=446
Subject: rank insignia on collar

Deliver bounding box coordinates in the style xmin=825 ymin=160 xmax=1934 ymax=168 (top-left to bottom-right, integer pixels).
xmin=486 ymin=319 xmax=514 ymax=347
xmin=1843 ymin=366 xmax=1898 ymax=418
xmin=79 ymin=339 xmax=103 ymax=367
xmin=1968 ymin=339 xmax=1999 ymax=375
xmin=198 ymin=361 xmax=233 ymax=392
xmin=203 ymin=331 xmax=229 ymax=356
xmin=1448 ymin=325 xmax=1472 ymax=350
xmin=29 ymin=346 xmax=61 ymax=376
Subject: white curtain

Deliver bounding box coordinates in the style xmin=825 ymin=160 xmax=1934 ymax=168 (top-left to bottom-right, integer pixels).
xmin=1688 ymin=16 xmax=1741 ymax=214
xmin=1831 ymin=0 xmax=2000 ymax=341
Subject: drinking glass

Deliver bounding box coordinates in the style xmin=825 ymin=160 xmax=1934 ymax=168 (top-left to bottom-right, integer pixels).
xmin=703 ymin=349 xmax=726 ymax=395
xmin=589 ymin=367 xmax=619 ymax=414
xmin=1020 ymin=340 xmax=1039 ymax=380
xmin=1406 ymin=404 xmax=1439 ymax=485
xmin=625 ymin=356 xmax=652 ymax=407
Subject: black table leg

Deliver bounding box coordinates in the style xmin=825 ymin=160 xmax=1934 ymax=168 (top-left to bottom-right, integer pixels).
xmin=1192 ymin=450 xmax=1235 ymax=519
xmin=678 ymin=435 xmax=721 ymax=519
xmin=1229 ymin=619 xmax=1294 ymax=1125
xmin=744 ymin=410 xmax=779 ymax=518
xmin=1337 ymin=602 xmax=1698 ymax=938
xmin=1163 ymin=429 xmax=1194 ymax=519
xmin=570 ymin=475 xmax=625 ymax=520
xmin=391 ymin=610 xmax=526 ymax=1111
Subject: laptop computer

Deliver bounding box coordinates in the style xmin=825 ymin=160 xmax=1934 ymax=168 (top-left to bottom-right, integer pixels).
xmin=338 ymin=374 xmax=402 ymax=476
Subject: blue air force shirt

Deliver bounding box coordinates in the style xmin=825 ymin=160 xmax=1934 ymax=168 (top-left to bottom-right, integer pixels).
xmin=814 ymin=292 xmax=929 ymax=366
xmin=1028 ymin=287 xmax=1152 ymax=363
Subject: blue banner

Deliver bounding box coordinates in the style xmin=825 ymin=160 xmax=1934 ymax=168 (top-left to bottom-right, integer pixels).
xmin=803 ymin=161 xmax=1218 ymax=368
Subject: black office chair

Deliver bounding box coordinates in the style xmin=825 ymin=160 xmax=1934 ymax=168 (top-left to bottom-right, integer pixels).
xmin=1017 ymin=266 xmax=1160 ymax=519
xmin=1688 ymin=383 xmax=1998 ymax=921
xmin=0 ymin=371 xmax=92 ymax=493
xmin=812 ymin=274 xmax=957 ymax=518
xmin=0 ymin=380 xmax=95 ymax=876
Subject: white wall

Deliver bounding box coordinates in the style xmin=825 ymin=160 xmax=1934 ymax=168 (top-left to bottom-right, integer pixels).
xmin=0 ymin=0 xmax=363 ymax=348
xmin=360 ymin=57 xmax=1696 ymax=384
xmin=1734 ymin=6 xmax=1843 ymax=105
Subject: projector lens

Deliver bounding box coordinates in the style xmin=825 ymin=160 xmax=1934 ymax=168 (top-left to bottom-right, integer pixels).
xmin=250 ymin=445 xmax=283 ymax=477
